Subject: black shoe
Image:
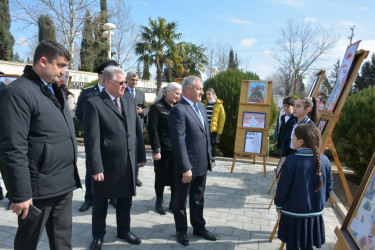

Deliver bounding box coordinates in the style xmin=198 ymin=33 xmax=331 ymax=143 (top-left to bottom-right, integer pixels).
xmin=193 ymin=229 xmax=218 ymax=241
xmin=117 ymin=232 xmax=141 ymax=245
xmin=176 ymin=232 xmax=189 ymax=246
xmin=109 ymin=198 xmax=117 ymax=208
xmin=136 ymin=179 xmax=142 ymax=187
xmin=90 ymin=239 xmax=102 ymax=250
xmin=79 ymin=200 xmax=93 ymax=212
xmin=155 ymin=198 xmax=166 ymax=215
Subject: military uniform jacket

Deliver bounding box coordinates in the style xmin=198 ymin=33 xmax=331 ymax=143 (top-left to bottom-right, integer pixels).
xmin=75 ymin=83 xmax=101 ymax=124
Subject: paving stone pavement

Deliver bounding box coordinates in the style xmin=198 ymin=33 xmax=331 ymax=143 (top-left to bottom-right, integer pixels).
xmin=0 ymin=144 xmax=342 ymax=249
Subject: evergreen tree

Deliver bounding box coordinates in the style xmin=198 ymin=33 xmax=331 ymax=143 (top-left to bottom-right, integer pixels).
xmin=355 ymin=53 xmax=375 ymax=91
xmin=0 ymin=0 xmax=15 ymax=60
xmin=228 ymin=48 xmax=236 ymax=69
xmin=319 ymin=75 xmax=332 ymax=101
xmin=80 ymin=10 xmax=94 ymax=72
xmin=234 ymin=52 xmax=239 ymax=69
xmin=142 ymin=57 xmax=150 ymax=80
xmin=162 ymin=66 xmax=173 ymax=82
xmin=93 ymin=0 xmax=110 ymax=67
xmin=38 ymin=15 xmax=56 ymax=42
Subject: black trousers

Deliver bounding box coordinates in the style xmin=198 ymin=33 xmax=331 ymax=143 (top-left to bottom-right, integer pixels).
xmin=173 ymin=174 xmax=207 ymax=233
xmin=84 ymin=165 xmax=93 ymax=202
xmin=14 ymin=191 xmax=73 ymax=250
xmin=92 ymin=196 xmax=132 ymax=240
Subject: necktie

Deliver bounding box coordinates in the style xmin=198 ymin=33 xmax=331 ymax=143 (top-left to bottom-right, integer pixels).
xmin=114 ymin=98 xmax=122 ymax=114
xmin=193 ymin=103 xmax=205 ymax=127
xmin=131 ymin=89 xmax=135 ymax=98
xmin=47 ymin=84 xmax=55 ymax=96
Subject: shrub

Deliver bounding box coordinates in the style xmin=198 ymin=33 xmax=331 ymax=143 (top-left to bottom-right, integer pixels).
xmin=204 ymin=69 xmax=260 ymax=157
xmin=332 ymin=86 xmax=375 ymax=177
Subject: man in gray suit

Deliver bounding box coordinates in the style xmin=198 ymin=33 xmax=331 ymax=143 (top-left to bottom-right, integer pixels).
xmin=168 ymin=76 xmax=217 ymax=246
xmin=125 ymin=72 xmax=148 ymax=187
xmin=83 ymin=66 xmax=146 ymax=249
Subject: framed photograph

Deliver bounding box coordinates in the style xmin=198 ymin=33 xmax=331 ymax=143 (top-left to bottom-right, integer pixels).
xmin=341 ymin=153 xmax=375 ymax=249
xmin=308 ymin=75 xmax=321 ymax=97
xmin=244 ymin=130 xmax=263 ymax=154
xmin=317 ymin=118 xmax=328 ymax=135
xmin=324 ymin=41 xmax=361 ymax=112
xmin=248 ymin=81 xmax=267 ymax=103
xmin=242 ymin=112 xmax=266 ymax=128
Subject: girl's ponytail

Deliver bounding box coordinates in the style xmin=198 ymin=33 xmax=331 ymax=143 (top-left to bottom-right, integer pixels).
xmin=294 ymin=124 xmax=322 ymax=192
xmin=312 ymin=146 xmax=322 ymax=192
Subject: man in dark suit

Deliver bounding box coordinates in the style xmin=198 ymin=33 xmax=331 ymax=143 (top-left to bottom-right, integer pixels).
xmin=0 ymin=40 xmax=81 ymax=249
xmin=125 ymin=71 xmax=148 ymax=187
xmin=76 ymin=60 xmax=117 ymax=212
xmin=168 ymin=75 xmax=218 ymax=246
xmin=83 ymin=66 xmax=146 ymax=249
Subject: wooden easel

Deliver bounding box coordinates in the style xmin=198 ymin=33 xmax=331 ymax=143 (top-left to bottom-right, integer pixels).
xmin=319 ymin=48 xmax=369 ymax=205
xmin=231 ymin=80 xmax=272 ymax=177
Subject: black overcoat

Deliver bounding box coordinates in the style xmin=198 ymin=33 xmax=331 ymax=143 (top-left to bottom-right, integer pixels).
xmin=83 ymin=90 xmax=146 ymax=198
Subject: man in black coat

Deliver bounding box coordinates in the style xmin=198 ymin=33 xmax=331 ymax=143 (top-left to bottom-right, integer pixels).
xmin=0 ymin=40 xmax=81 ymax=250
xmin=168 ymin=76 xmax=217 ymax=246
xmin=76 ymin=59 xmax=117 ymax=212
xmin=125 ymin=71 xmax=148 ymax=187
xmin=83 ymin=66 xmax=146 ymax=249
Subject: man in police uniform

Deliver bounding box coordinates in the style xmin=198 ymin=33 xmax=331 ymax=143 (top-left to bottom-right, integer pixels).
xmin=76 ymin=60 xmax=117 ymax=212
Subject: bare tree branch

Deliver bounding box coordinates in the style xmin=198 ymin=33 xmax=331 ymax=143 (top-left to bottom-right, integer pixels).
xmin=273 ymin=19 xmax=338 ymax=95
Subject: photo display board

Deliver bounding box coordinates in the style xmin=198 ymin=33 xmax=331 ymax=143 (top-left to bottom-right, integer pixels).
xmin=234 ymin=80 xmax=272 ymax=157
xmin=335 ymin=153 xmax=375 ymax=249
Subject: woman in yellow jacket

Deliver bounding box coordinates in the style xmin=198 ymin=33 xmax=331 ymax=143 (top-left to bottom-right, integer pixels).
xmin=204 ymin=88 xmax=226 ymax=166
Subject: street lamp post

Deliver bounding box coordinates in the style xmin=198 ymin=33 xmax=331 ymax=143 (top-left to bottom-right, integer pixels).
xmin=102 ymin=23 xmax=116 ymax=59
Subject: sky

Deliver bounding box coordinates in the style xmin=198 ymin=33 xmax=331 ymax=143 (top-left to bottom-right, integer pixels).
xmin=10 ymin=0 xmax=375 ymax=81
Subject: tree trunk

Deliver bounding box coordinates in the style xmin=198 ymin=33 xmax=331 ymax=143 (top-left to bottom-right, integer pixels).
xmin=156 ymin=65 xmax=162 ymax=95
xmin=68 ymin=0 xmax=74 ymax=69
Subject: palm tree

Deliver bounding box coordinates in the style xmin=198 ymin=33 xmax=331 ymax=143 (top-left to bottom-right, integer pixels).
xmin=135 ymin=17 xmax=181 ymax=94
xmin=180 ymin=42 xmax=208 ymax=77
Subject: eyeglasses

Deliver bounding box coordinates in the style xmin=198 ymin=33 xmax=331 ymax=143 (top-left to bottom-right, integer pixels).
xmin=110 ymin=80 xmax=126 ymax=85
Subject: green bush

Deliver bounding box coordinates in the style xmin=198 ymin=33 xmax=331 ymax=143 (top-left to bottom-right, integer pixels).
xmin=204 ymin=69 xmax=260 ymax=157
xmin=332 ymin=86 xmax=375 ymax=177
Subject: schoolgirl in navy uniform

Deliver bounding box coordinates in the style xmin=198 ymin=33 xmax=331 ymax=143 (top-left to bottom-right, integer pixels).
xmin=275 ymin=124 xmax=333 ymax=250
xmin=280 ymin=97 xmax=319 ymax=165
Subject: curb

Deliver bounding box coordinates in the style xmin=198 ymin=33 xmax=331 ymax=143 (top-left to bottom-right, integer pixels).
xmin=331 ymin=192 xmax=348 ymax=220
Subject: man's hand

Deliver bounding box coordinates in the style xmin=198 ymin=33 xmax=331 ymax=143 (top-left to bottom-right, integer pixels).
xmin=93 ymin=172 xmax=104 ymax=182
xmin=139 ymin=162 xmax=146 ymax=168
xmin=152 ymin=152 xmax=161 ymax=161
xmin=182 ymin=170 xmax=192 ymax=184
xmin=10 ymin=198 xmax=33 ymax=219
xmin=136 ymin=106 xmax=142 ymax=114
